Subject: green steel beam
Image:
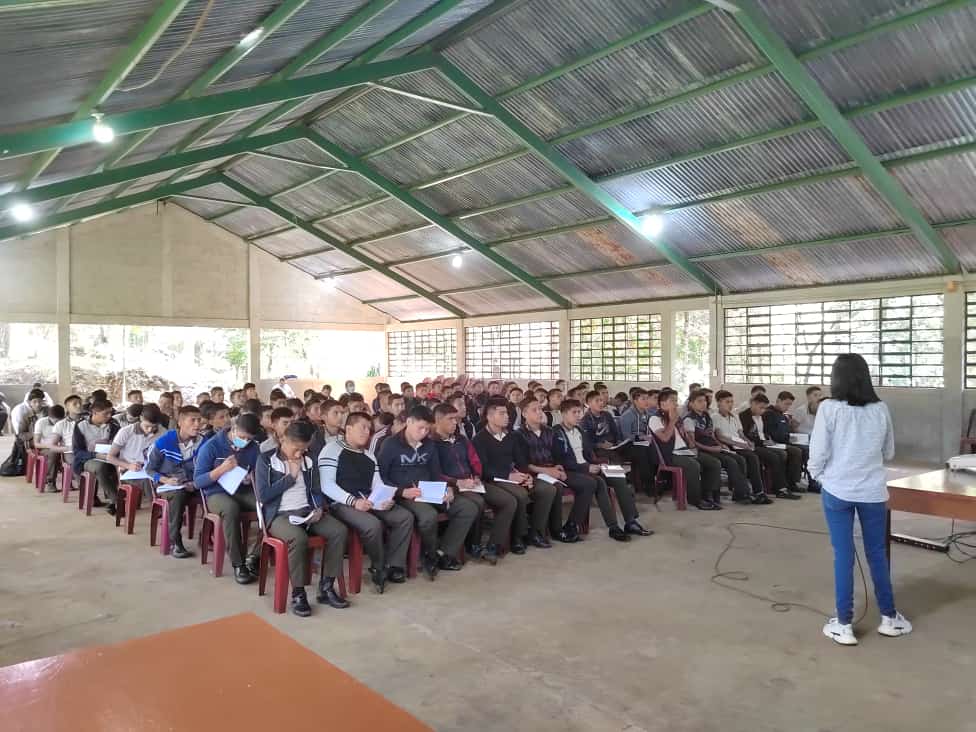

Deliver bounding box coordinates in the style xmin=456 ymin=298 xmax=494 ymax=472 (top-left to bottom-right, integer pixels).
xmin=216 ymin=174 xmax=466 ymax=317
xmin=246 ymin=150 xmax=347 ymax=171
xmin=302 ymin=129 xmax=573 ymax=308
xmin=363 ymin=294 xmax=418 ymax=305
xmin=169 ymin=193 xmax=262 ymax=208
xmin=434 ymin=58 xmax=720 ymax=294
xmin=0 ymin=127 xmax=305 ymax=209
xmin=100 ymin=0 xmax=313 ymax=173
xmin=367 ymin=83 xmax=491 ymax=116
xmin=0 ymin=55 xmax=437 ymax=159
xmin=15 ymin=0 xmax=190 ymax=189
xmin=729 ymin=0 xmax=961 ymax=273
xmin=313 ymin=267 xmax=370 ymax=279
xmin=0 ymin=173 xmax=221 ymax=243
xmin=435 ymin=281 xmax=519 ymax=297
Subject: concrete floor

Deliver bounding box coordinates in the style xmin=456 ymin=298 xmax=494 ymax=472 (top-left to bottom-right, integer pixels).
xmin=1 ymin=438 xmax=974 ymax=732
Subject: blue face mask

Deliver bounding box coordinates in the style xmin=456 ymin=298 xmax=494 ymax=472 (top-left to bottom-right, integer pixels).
xmin=231 ymin=436 xmax=249 ymax=449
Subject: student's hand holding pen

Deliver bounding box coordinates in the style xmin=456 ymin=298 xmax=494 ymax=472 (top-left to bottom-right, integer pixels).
xmin=402 ymin=484 xmax=422 ymax=500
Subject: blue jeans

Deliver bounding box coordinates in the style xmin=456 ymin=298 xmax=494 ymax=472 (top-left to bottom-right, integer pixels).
xmin=822 ymin=490 xmax=896 ymax=624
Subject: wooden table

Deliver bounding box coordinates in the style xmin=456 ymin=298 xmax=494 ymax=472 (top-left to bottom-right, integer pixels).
xmin=0 ymin=612 xmax=433 ymax=732
xmin=887 ymin=469 xmax=976 ymax=558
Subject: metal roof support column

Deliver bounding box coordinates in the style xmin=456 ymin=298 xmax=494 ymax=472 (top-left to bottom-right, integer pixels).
xmin=725 ymin=0 xmax=962 ymax=273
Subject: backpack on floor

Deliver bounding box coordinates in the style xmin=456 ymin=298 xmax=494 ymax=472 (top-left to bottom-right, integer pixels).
xmin=0 ymin=439 xmax=27 ymax=476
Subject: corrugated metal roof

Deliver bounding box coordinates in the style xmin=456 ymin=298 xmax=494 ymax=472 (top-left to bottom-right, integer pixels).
xmin=891 ymin=149 xmax=976 ymax=220
xmin=318 ymin=199 xmax=427 ymax=241
xmin=549 ymin=265 xmax=707 ymax=304
xmin=335 ymin=268 xmax=416 ymax=300
xmin=941 ymin=222 xmax=976 ymax=269
xmin=396 ymin=252 xmax=513 ymax=291
xmin=493 ymin=221 xmax=668 ymax=276
xmin=806 ymin=5 xmax=976 ymax=109
xmin=500 ymin=10 xmax=764 ymax=140
xmin=371 ymin=296 xmax=455 ymax=321
xmin=378 ymin=0 xmax=495 ymax=56
xmin=274 ymin=172 xmax=379 ymax=219
xmin=218 ymin=206 xmax=288 ymax=237
xmin=601 ymin=128 xmax=852 ymax=212
xmin=443 ymin=283 xmax=555 ymax=315
xmin=663 ymin=176 xmax=904 ymax=257
xmin=700 ymin=234 xmax=945 ymax=292
xmin=357 ymin=227 xmax=461 ymax=263
xmin=226 ymin=155 xmax=324 ymax=198
xmin=556 ymin=73 xmax=810 ymax=178
xmin=458 ymin=191 xmax=607 ymax=241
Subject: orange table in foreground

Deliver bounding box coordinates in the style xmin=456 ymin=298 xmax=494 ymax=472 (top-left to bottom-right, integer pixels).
xmin=886 ymin=469 xmax=976 ymax=558
xmin=0 ymin=612 xmax=433 ymax=732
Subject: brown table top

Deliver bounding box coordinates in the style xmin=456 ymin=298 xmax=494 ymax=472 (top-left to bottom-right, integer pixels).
xmin=887 ymin=469 xmax=976 ymax=522
xmin=0 ymin=612 xmax=432 ymax=732
xmin=887 ymin=469 xmax=976 ymax=498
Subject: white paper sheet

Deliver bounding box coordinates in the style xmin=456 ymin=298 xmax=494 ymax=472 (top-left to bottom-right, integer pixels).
xmin=417 ymin=481 xmax=447 ymax=504
xmin=601 ymin=465 xmax=626 ymax=479
xmin=366 ymin=483 xmax=396 ymax=507
xmin=288 ymin=512 xmax=317 ymax=526
xmin=155 ymin=483 xmax=183 ymax=494
xmin=94 ymin=443 xmax=111 ymax=455
xmin=121 ymin=469 xmax=149 ymax=481
xmin=536 ymin=473 xmax=565 ymax=487
xmin=608 ymin=439 xmax=632 ymax=450
xmin=217 ymin=465 xmax=248 ymax=495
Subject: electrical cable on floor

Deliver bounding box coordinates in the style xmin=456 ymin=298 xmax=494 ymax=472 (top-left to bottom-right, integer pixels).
xmin=711 ymin=522 xmax=870 ymax=625
xmin=117 ymin=0 xmax=216 ymax=93
xmin=920 ymin=519 xmax=976 ymax=563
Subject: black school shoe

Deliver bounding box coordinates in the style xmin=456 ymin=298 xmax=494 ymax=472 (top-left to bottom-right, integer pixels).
xmin=292 ymin=589 xmax=312 ymax=617
xmin=752 ymin=494 xmax=774 ymax=505
xmin=527 ymin=530 xmax=552 ymax=549
xmin=317 ymin=578 xmax=350 ymax=609
xmin=807 ymin=480 xmax=822 ymax=494
xmin=777 ymin=489 xmax=802 ymax=500
xmin=244 ymin=554 xmax=260 ymax=578
xmin=482 ymin=544 xmax=499 ymax=565
xmin=369 ymin=566 xmax=386 ymax=594
xmin=465 ymin=543 xmax=484 ymax=560
xmin=624 ymin=520 xmax=653 ymax=536
xmin=608 ymin=525 xmax=631 ymax=542
xmin=437 ymin=554 xmax=463 ymax=571
xmin=386 ymin=566 xmax=407 ymax=583
xmin=234 ymin=565 xmax=255 ymax=585
xmin=171 ymin=542 xmax=193 ymax=559
xmin=557 ymin=522 xmax=581 ymax=543
xmin=422 ymin=553 xmax=439 ymax=581
xmin=510 ymin=541 xmax=527 ymax=555
xmin=695 ymin=501 xmax=719 ymax=511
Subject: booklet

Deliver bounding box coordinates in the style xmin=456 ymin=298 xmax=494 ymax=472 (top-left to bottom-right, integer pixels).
xmin=218 ymin=465 xmax=248 ymax=495
xmin=607 ymin=438 xmax=632 ymax=450
xmin=288 ymin=512 xmax=317 ymax=526
xmin=94 ymin=443 xmax=111 ymax=455
xmin=493 ymin=478 xmax=522 ymax=486
xmin=458 ymin=481 xmax=486 ymax=494
xmin=155 ymin=483 xmax=183 ymax=494
xmin=417 ymin=481 xmax=448 ymax=504
xmin=601 ymin=465 xmax=627 ymax=479
xmin=366 ymin=483 xmax=396 ymax=507
xmin=536 ymin=473 xmax=566 ymax=487
xmin=121 ymin=469 xmax=149 ymax=481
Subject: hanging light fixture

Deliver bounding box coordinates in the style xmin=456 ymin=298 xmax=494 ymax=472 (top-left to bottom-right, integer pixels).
xmin=91 ymin=112 xmax=115 ymax=144
xmin=451 ymin=254 xmax=463 ymax=269
xmin=239 ymin=27 xmax=263 ymax=46
xmin=9 ymin=202 xmax=35 ymax=223
xmin=640 ymin=213 xmax=665 ymax=238
xmin=321 ymin=276 xmax=336 ymax=291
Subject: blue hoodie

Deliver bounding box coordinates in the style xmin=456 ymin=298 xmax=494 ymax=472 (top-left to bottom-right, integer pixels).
xmin=192 ymin=428 xmax=259 ymax=497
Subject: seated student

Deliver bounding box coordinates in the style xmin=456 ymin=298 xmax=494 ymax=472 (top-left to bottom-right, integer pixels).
xmin=210 ymin=386 xmax=226 ymax=406
xmin=269 ymin=389 xmax=287 ymax=409
xmin=764 ymin=391 xmax=815 ymax=493
xmin=513 ymin=397 xmax=594 ymax=544
xmin=611 ymin=392 xmax=630 ymax=417
xmin=581 ymin=390 xmax=623 ymax=459
xmin=388 ymin=393 xmax=405 ymax=418
xmin=472 ymin=396 xmax=555 ymax=553
xmin=114 ymin=390 xmax=143 ymax=424
xmin=371 ymin=383 xmax=389 ymax=414
xmin=258 ymin=404 xmax=274 ymax=440
xmin=303 ymin=389 xmax=315 ymax=402
xmin=792 ymin=385 xmax=822 ymax=435
xmin=533 ymin=387 xmax=548 ymax=406
xmin=505 ymin=386 xmax=523 ymax=430
xmin=649 ymin=389 xmax=722 ymax=510
xmin=172 ymin=391 xmax=185 ymax=413
xmin=683 ymin=390 xmax=753 ymax=505
xmin=22 ymin=381 xmax=55 ymax=408
xmin=320 ymin=412 xmax=414 ymax=594
xmin=739 ymin=394 xmax=801 ymax=500
xmin=241 ymin=398 xmax=262 ymax=416
xmin=712 ymin=390 xmax=774 ymax=504
xmin=256 ymin=421 xmax=349 ymax=615
xmin=374 ymin=412 xmax=404 ymax=456
xmin=115 ymin=402 xmax=143 ymax=428
xmin=617 ymin=388 xmax=655 ymax=491
xmin=193 ymin=413 xmax=263 ymax=584
xmin=369 ymin=412 xmax=394 ymax=454
xmin=34 ymin=404 xmax=65 ymax=491
xmin=433 ymin=403 xmax=515 ymax=564
xmin=399 ymin=383 xmax=414 ymax=410
xmin=157 ymin=392 xmax=175 ymax=429
xmin=285 ymin=398 xmax=305 ymax=417
xmin=108 ymin=402 xmax=165 ymax=494
xmin=145 ymin=406 xmax=205 ymax=558
xmin=554 ymin=398 xmax=651 ymax=540
xmin=195 ymin=391 xmax=211 ymax=406
xmin=413 ymin=382 xmax=430 ymax=406
xmin=377 ymin=406 xmax=478 ymax=579
xmin=375 ymin=390 xmax=392 ymax=416
xmin=261 ymin=406 xmax=293 ymax=453
xmin=544 ymin=388 xmax=563 ymax=427
xmin=9 ymin=388 xmax=44 ymax=458
xmin=71 ymin=399 xmax=121 ymax=513
xmin=448 ymin=392 xmax=477 ymax=441
xmin=51 ymin=394 xmax=83 ymax=456
xmin=346 ymin=392 xmax=368 ymax=415
xmin=737 ymin=385 xmax=766 ymax=414
xmin=198 ymin=401 xmax=218 ymax=444
xmin=344 ymin=380 xmax=356 ymax=396
xmin=242 ymin=383 xmax=258 ymax=401
xmin=320 ymin=384 xmax=332 ymax=399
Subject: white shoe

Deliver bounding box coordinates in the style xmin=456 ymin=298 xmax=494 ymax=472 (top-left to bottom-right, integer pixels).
xmin=878 ymin=612 xmax=913 ymax=637
xmin=823 ymin=617 xmax=858 ymax=645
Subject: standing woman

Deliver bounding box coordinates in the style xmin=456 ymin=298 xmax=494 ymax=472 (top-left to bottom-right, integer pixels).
xmin=809 ymin=354 xmax=912 ymax=646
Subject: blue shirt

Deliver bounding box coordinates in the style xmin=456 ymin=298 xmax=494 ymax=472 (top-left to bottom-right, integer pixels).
xmin=192 ymin=428 xmax=259 ymax=497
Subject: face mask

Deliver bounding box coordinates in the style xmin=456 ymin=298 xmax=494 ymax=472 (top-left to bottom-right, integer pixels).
xmin=231 ymin=436 xmax=249 ymax=449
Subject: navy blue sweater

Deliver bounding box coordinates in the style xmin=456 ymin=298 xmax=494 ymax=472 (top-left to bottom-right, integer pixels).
xmin=376 ymin=432 xmax=442 ymax=495
xmin=192 ymin=429 xmax=259 ymax=497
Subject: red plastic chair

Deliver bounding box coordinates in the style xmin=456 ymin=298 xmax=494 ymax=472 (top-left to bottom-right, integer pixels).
xmin=149 ymin=488 xmax=199 ymax=555
xmin=651 ymin=440 xmax=688 ymax=511
xmin=34 ymin=452 xmax=48 ymax=493
xmin=61 ymin=457 xmax=74 ymax=503
xmin=198 ymin=491 xmax=257 ymax=578
xmin=25 ymin=448 xmax=37 ymax=484
xmin=115 ymin=482 xmax=143 ymax=535
xmin=254 ymin=498 xmax=347 ymax=614
xmin=78 ymin=471 xmax=98 ymax=515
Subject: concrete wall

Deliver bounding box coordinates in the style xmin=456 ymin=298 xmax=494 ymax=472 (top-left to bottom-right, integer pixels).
xmin=0 ymin=202 xmax=388 ymax=408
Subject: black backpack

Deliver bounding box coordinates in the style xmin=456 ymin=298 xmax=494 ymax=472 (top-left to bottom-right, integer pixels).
xmin=0 ymin=439 xmax=28 ymax=476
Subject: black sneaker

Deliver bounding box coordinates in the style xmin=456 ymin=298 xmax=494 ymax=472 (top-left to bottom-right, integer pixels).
xmin=695 ymin=502 xmax=718 ymax=511
xmin=752 ymin=494 xmax=774 ymax=505
xmin=776 ymin=489 xmax=802 ymax=501
xmin=466 ymin=544 xmax=484 ymax=560
xmin=624 ymin=520 xmax=653 ymax=537
xmin=234 ymin=565 xmax=255 ymax=585
xmin=291 ymin=589 xmax=312 ymax=617
xmin=608 ymin=525 xmax=631 ymax=542
xmin=386 ymin=566 xmax=407 ymax=583
xmin=557 ymin=523 xmax=581 ymax=543
xmin=171 ymin=543 xmax=193 ymax=559
xmin=369 ymin=566 xmax=386 ymax=594
xmin=317 ymin=579 xmax=350 ymax=609
xmin=244 ymin=555 xmax=260 ymax=578
xmin=510 ymin=541 xmax=527 ymax=555
xmin=482 ymin=544 xmax=499 ymax=565
xmin=437 ymin=555 xmax=463 ymax=571
xmin=421 ymin=553 xmax=439 ymax=581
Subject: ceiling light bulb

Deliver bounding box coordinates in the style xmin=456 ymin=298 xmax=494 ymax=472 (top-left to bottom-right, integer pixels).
xmin=321 ymin=276 xmax=336 ymax=291
xmin=451 ymin=254 xmax=463 ymax=269
xmin=240 ymin=27 xmax=263 ymax=46
xmin=640 ymin=213 xmax=664 ymax=238
xmin=10 ymin=203 xmax=35 ymax=223
xmin=91 ymin=114 xmax=115 ymax=144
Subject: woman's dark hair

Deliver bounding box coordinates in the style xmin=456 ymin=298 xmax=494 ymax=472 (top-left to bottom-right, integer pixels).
xmin=830 ymin=353 xmax=880 ymax=407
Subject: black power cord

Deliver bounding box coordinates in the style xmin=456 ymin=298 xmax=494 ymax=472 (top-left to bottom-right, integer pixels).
xmin=711 ymin=521 xmax=870 ymax=624
xmin=923 ymin=520 xmax=976 ymax=563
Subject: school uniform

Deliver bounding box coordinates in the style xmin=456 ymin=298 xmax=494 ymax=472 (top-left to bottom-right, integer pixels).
xmin=376 ymin=432 xmax=478 ymax=562
xmin=711 ymin=410 xmax=767 ymax=497
xmin=472 ymin=427 xmax=551 ymax=541
xmin=33 ymin=416 xmax=60 ymax=487
xmin=683 ymin=410 xmax=751 ymax=501
xmin=580 ymin=408 xmax=622 ymax=460
xmin=256 ymin=448 xmax=347 ymax=588
xmin=648 ymin=415 xmax=721 ymax=507
xmin=319 ymin=438 xmax=413 ymax=574
xmin=763 ymin=406 xmax=805 ymax=490
xmin=435 ymin=432 xmax=517 ymax=552
xmin=112 ymin=422 xmax=164 ymax=497
xmin=72 ymin=417 xmax=121 ymax=501
xmin=617 ymin=406 xmax=654 ymax=489
xmin=738 ymin=409 xmax=791 ymax=496
xmin=145 ymin=429 xmax=203 ymax=547
xmin=193 ymin=430 xmax=261 ymax=570
xmin=792 ymin=402 xmax=817 ymax=435
xmin=513 ymin=424 xmax=589 ymax=537
xmin=553 ymin=423 xmax=641 ymax=530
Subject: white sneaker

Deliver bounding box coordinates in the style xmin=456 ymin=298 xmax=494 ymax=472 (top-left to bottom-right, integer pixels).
xmin=823 ymin=617 xmax=858 ymax=645
xmin=878 ymin=612 xmax=913 ymax=637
